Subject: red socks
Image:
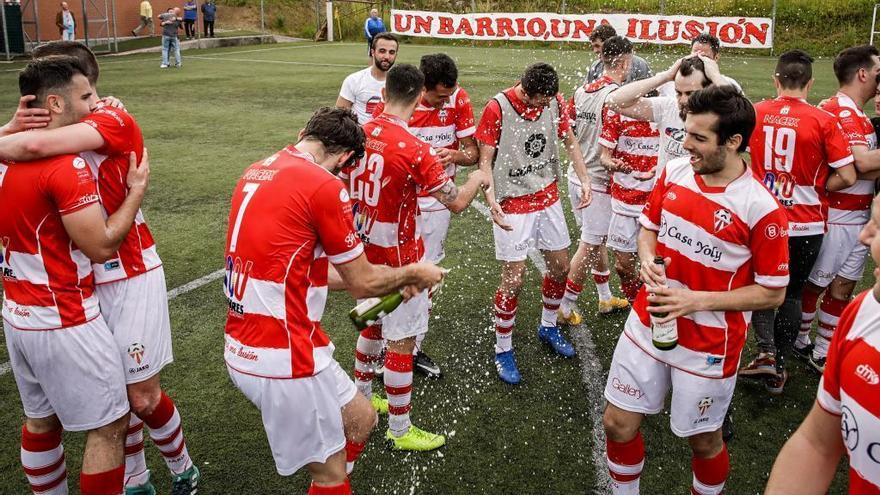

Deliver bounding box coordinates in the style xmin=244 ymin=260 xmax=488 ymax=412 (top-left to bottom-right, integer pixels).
xmin=691 ymin=444 xmax=729 ymax=495
xmin=308 ymin=478 xmax=352 ymax=495
xmin=80 ymin=465 xmax=123 ymax=495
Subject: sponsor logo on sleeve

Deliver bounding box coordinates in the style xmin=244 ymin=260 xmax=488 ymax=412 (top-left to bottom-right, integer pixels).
xmin=856 ymin=363 xmax=880 ymax=385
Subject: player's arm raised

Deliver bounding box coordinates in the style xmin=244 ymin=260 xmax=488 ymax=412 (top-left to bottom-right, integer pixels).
xmin=0 ymin=121 xmax=104 ymax=162
xmin=764 ymin=401 xmax=845 ymax=494
xmin=61 ymin=150 xmax=149 ymax=263
xmin=331 ymin=256 xmax=444 ymax=299
xmin=606 ymin=57 xmax=683 ymax=121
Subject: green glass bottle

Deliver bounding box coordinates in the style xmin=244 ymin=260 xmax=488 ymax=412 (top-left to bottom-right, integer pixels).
xmin=650 ymin=256 xmax=678 ymax=350
xmin=349 ymin=292 xmax=404 ymax=330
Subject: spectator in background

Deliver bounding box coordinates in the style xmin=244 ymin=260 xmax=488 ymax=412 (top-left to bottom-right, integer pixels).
xmin=55 ymin=2 xmax=75 ymax=41
xmin=201 ymin=0 xmax=216 ymax=38
xmin=132 ymin=0 xmax=154 ymax=37
xmin=364 ymin=8 xmax=386 ymax=55
xmin=183 ymin=0 xmax=198 ymax=39
xmin=160 ymin=7 xmax=182 ymax=68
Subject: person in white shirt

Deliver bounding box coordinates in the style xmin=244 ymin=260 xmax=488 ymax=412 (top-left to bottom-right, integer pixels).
xmin=659 ymin=33 xmax=742 ymax=97
xmin=336 ymin=32 xmax=398 ymax=124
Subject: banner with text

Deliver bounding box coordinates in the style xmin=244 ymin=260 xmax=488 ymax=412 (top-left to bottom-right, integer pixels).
xmin=391 ymin=10 xmax=772 ymax=49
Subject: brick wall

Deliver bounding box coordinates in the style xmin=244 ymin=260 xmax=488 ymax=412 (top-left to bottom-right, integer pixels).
xmin=18 ymin=0 xmax=216 ymax=42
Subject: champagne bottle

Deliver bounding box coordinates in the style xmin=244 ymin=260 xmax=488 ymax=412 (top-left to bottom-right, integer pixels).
xmin=650 ymin=256 xmax=678 ymax=350
xmin=349 ymin=292 xmax=404 ymax=330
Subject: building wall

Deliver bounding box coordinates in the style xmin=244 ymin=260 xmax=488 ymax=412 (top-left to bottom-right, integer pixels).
xmin=19 ymin=0 xmax=214 ymax=43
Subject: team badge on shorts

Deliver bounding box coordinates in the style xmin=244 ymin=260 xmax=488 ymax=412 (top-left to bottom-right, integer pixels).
xmin=697 ymin=397 xmax=714 ymax=416
xmin=128 ymin=343 xmax=146 ymax=364
xmin=713 ymin=209 xmax=732 ymax=233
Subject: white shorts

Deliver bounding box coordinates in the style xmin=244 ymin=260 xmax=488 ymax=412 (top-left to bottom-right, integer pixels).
xmin=4 ymin=317 xmax=129 ymax=431
xmin=569 ymin=182 xmax=611 ymax=245
xmin=227 ymin=359 xmax=357 ymax=476
xmin=604 ymin=333 xmax=737 ymax=438
xmin=359 ymin=289 xmax=430 ymax=341
xmin=420 ymin=208 xmax=452 ymax=264
xmin=606 ymin=213 xmax=640 ymax=253
xmin=808 ymin=224 xmax=868 ymax=287
xmin=97 ymin=267 xmax=174 ymax=384
xmin=493 ymin=200 xmax=571 ymax=262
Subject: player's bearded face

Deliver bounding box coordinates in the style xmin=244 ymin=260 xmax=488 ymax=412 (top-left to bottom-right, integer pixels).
xmin=371 ymin=41 xmax=397 ymax=72
xmin=683 ymin=113 xmax=726 ymax=175
xmin=58 ymin=74 xmax=96 ymax=126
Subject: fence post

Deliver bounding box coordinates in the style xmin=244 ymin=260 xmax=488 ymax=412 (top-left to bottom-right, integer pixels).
xmin=770 ymin=0 xmax=777 ymax=56
xmin=1 ymin=3 xmax=10 ymax=61
xmin=326 ymin=1 xmax=333 ymax=41
xmin=260 ymin=0 xmax=264 ymax=33
xmin=561 ymin=0 xmax=566 ymax=15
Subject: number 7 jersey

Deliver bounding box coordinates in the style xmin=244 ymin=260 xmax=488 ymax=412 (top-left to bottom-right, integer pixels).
xmin=749 ymin=96 xmax=854 ymax=236
xmin=340 ymin=113 xmax=450 ymax=267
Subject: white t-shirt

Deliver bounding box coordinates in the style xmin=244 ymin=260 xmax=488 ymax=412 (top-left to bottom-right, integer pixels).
xmin=339 ymin=67 xmax=385 ymax=125
xmin=650 ymin=97 xmax=687 ymax=169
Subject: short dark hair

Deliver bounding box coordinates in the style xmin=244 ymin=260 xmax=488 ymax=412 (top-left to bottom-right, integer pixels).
xmin=691 ymin=33 xmax=721 ymax=57
xmin=301 ymin=107 xmax=365 ymax=161
xmin=420 ymin=53 xmax=457 ymax=89
xmin=521 ymin=62 xmax=558 ymax=97
xmin=601 ymin=36 xmax=632 ymax=67
xmin=371 ymin=32 xmax=398 ymax=50
xmin=678 ymin=57 xmax=712 ymax=88
xmin=686 ymin=85 xmax=756 ymax=152
xmin=589 ymin=24 xmax=616 ymax=43
xmin=384 ymin=63 xmax=424 ymax=104
xmin=19 ymin=55 xmax=88 ymax=107
xmin=833 ymin=45 xmax=880 ymax=85
xmin=775 ymin=49 xmax=814 ymax=90
xmin=32 ymin=41 xmax=99 ymax=85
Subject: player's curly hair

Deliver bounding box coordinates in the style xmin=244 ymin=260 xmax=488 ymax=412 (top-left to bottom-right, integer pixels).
xmin=521 ymin=62 xmax=558 ymax=97
xmin=420 ymin=53 xmax=457 ymax=89
xmin=686 ymin=85 xmax=755 ymax=152
xmin=589 ymin=24 xmax=616 ymax=43
xmin=301 ymin=107 xmax=365 ymax=164
xmin=19 ymin=55 xmax=89 ymax=108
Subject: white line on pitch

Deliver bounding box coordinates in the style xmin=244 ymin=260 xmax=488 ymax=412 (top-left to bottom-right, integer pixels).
xmin=0 ymin=268 xmax=224 ymax=377
xmin=185 ymin=55 xmax=363 ymax=69
xmin=470 ymin=199 xmax=610 ymax=491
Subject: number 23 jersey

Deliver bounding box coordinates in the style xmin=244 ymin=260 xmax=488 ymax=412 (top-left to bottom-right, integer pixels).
xmin=340 ymin=113 xmax=450 ymax=267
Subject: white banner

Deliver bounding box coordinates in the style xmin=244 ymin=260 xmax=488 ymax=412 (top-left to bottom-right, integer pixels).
xmin=391 ymin=10 xmax=772 ymax=49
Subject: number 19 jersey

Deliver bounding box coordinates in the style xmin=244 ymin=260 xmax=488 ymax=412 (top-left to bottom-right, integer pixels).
xmin=340 ymin=113 xmax=450 ymax=267
xmin=749 ymin=96 xmax=854 ymax=236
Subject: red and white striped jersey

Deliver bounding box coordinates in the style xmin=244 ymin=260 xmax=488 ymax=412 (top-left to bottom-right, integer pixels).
xmin=373 ymin=87 xmax=476 ymax=212
xmin=817 ymin=289 xmax=880 ymax=493
xmin=821 ymin=93 xmax=877 ymax=226
xmin=600 ymin=108 xmax=660 ymax=217
xmin=631 ymin=157 xmax=790 ymax=378
xmin=749 ymin=96 xmax=854 ymax=236
xmin=223 ymin=146 xmax=364 ymax=379
xmin=79 ymin=106 xmax=160 ymax=284
xmin=0 ymin=154 xmax=101 ymax=330
xmin=340 ymin=113 xmax=449 ymax=267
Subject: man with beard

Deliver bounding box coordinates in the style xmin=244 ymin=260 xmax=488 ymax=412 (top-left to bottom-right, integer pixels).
xmin=607 ymin=55 xmax=732 ymax=171
xmin=602 ymin=85 xmax=788 ymax=495
xmin=337 ymin=32 xmax=398 ymax=124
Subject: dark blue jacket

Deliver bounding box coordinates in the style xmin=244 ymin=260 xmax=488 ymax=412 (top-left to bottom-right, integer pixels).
xmin=201 ymin=2 xmax=216 ymax=21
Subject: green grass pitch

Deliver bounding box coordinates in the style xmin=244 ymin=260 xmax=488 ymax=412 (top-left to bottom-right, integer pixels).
xmin=0 ymin=41 xmax=869 ymax=494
